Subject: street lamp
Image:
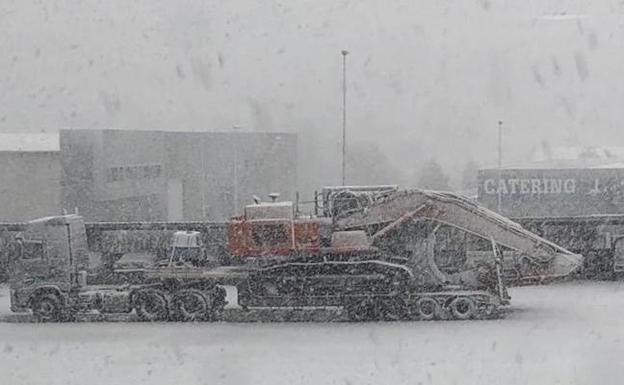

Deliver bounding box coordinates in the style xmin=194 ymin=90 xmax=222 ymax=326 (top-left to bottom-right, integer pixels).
xmin=201 ymin=133 xmax=207 ymax=218
xmin=341 ymin=49 xmax=349 ymax=186
xmin=232 ymin=125 xmax=241 ymax=215
xmin=497 ymin=120 xmax=503 ymax=213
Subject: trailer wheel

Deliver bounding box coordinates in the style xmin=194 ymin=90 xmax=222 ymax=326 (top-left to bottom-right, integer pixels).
xmin=519 ymin=258 xmax=534 ymax=278
xmin=376 ymin=297 xmax=407 ymax=321
xmin=210 ymin=286 xmax=228 ymax=318
xmin=412 ymin=297 xmax=439 ymax=321
xmin=172 ymin=290 xmax=209 ymax=321
xmin=449 ymin=297 xmax=476 ymax=320
xmin=345 ymin=298 xmax=377 ymax=322
xmin=134 ymin=290 xmax=169 ymax=322
xmin=31 ymin=293 xmax=63 ymax=322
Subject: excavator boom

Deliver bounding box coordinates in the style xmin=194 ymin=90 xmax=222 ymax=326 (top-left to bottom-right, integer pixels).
xmin=332 ymin=189 xmax=583 ymax=282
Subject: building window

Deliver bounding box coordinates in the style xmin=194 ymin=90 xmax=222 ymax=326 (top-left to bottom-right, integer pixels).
xmin=106 ymin=164 xmax=162 ymax=183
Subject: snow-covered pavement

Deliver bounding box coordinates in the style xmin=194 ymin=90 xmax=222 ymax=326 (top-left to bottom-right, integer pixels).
xmin=1 ymin=281 xmax=624 ymax=385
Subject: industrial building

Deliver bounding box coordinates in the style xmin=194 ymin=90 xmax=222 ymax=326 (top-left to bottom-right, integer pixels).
xmin=0 ymin=134 xmax=61 ymax=221
xmin=0 ymin=129 xmax=297 ymax=222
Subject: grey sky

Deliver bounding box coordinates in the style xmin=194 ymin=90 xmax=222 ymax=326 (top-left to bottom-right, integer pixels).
xmin=2 ymin=0 xmax=623 ymax=187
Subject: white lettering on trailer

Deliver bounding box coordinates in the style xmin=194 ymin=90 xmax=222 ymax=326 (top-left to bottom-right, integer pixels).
xmin=508 ymin=179 xmax=520 ymax=194
xmin=484 ymin=179 xmax=496 ymax=194
xmin=483 ymin=178 xmax=577 ymax=195
xmin=564 ymin=179 xmax=576 ymax=193
xmin=551 ymin=179 xmax=562 ymax=194
xmin=498 ymin=179 xmax=508 ymax=194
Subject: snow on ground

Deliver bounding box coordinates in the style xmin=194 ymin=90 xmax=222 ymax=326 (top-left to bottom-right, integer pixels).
xmin=1 ymin=281 xmax=624 ymax=385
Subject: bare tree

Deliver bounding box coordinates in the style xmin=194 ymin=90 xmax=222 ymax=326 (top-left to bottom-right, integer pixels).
xmin=346 ymin=142 xmax=403 ymax=186
xmin=416 ymin=158 xmax=451 ymax=190
xmin=461 ymin=160 xmax=480 ymax=191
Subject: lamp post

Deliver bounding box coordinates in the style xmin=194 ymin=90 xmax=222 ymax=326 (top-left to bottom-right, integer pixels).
xmin=232 ymin=125 xmax=241 ymax=215
xmin=341 ymin=49 xmax=349 ymax=186
xmin=201 ymin=133 xmax=207 ymax=218
xmin=497 ymin=120 xmax=503 ymax=213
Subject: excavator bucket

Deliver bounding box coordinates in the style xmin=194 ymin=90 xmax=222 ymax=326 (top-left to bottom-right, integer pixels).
xmin=331 ymin=188 xmax=583 ymax=284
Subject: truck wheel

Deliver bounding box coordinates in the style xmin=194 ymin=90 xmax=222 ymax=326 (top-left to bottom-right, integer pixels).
xmin=31 ymin=293 xmax=63 ymax=322
xmin=134 ymin=290 xmax=169 ymax=322
xmin=519 ymin=258 xmax=533 ymax=278
xmin=209 ymin=286 xmax=227 ymax=319
xmin=412 ymin=297 xmax=439 ymax=321
xmin=345 ymin=298 xmax=376 ymax=322
xmin=376 ymin=297 xmax=407 ymax=321
xmin=449 ymin=297 xmax=476 ymax=320
xmin=173 ymin=290 xmax=209 ymax=321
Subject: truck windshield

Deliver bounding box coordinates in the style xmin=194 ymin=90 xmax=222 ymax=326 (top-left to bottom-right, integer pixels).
xmin=20 ymin=241 xmax=44 ymax=260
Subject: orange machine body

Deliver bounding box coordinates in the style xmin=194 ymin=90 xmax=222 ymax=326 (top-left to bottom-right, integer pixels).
xmin=228 ymin=201 xmax=321 ymax=258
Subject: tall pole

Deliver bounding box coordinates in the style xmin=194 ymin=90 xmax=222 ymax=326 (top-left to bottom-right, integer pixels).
xmin=201 ymin=134 xmax=207 ymax=218
xmin=232 ymin=125 xmax=240 ymax=215
xmin=497 ymin=120 xmax=503 ymax=213
xmin=341 ymin=50 xmax=349 ymax=186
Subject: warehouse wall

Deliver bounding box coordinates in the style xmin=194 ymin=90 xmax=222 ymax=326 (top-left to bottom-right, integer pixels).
xmin=0 ymin=152 xmax=61 ymax=221
xmin=60 ymin=130 xmax=168 ymax=221
xmin=60 ymin=129 xmax=297 ymax=221
xmin=165 ymin=131 xmax=297 ymax=220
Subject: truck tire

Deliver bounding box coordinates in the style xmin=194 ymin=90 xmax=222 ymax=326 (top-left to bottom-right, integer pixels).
xmin=134 ymin=289 xmax=169 ymax=322
xmin=345 ymin=298 xmax=377 ymax=322
xmin=210 ymin=286 xmax=227 ymax=318
xmin=31 ymin=293 xmax=63 ymax=322
xmin=172 ymin=290 xmax=209 ymax=321
xmin=376 ymin=297 xmax=407 ymax=321
xmin=449 ymin=297 xmax=476 ymax=320
xmin=412 ymin=297 xmax=439 ymax=321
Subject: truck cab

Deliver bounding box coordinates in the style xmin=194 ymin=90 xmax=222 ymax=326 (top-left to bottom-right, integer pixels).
xmin=9 ymin=215 xmax=89 ymax=315
xmin=9 ymin=215 xmax=227 ymax=322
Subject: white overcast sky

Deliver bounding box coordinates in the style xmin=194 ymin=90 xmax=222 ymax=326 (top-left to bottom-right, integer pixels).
xmin=2 ymin=0 xmax=624 ymax=185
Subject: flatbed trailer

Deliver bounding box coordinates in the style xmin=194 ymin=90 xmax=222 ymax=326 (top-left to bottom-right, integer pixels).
xmin=11 ymin=259 xmax=504 ymax=322
xmin=7 ymin=214 xmax=506 ymax=322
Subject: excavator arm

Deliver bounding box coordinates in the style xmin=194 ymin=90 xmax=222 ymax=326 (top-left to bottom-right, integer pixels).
xmin=332 ymin=189 xmax=583 ymax=283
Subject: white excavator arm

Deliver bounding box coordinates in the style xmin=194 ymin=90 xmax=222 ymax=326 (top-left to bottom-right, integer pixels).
xmin=332 ymin=189 xmax=583 ymax=281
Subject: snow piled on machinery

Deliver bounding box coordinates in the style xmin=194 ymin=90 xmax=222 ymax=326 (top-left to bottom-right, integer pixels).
xmin=323 ymin=186 xmax=583 ymax=284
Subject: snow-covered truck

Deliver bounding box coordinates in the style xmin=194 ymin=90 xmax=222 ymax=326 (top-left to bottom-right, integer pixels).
xmin=7 ymin=188 xmax=581 ymax=322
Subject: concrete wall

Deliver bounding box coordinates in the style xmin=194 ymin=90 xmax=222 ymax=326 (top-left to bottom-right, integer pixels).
xmin=165 ymin=131 xmax=297 ymax=220
xmin=60 ymin=129 xmax=297 ymax=221
xmin=60 ymin=130 xmax=167 ymax=221
xmin=0 ymin=152 xmax=61 ymax=221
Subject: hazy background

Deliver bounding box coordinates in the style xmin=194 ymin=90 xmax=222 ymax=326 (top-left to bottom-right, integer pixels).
xmin=2 ymin=0 xmax=623 ymax=192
